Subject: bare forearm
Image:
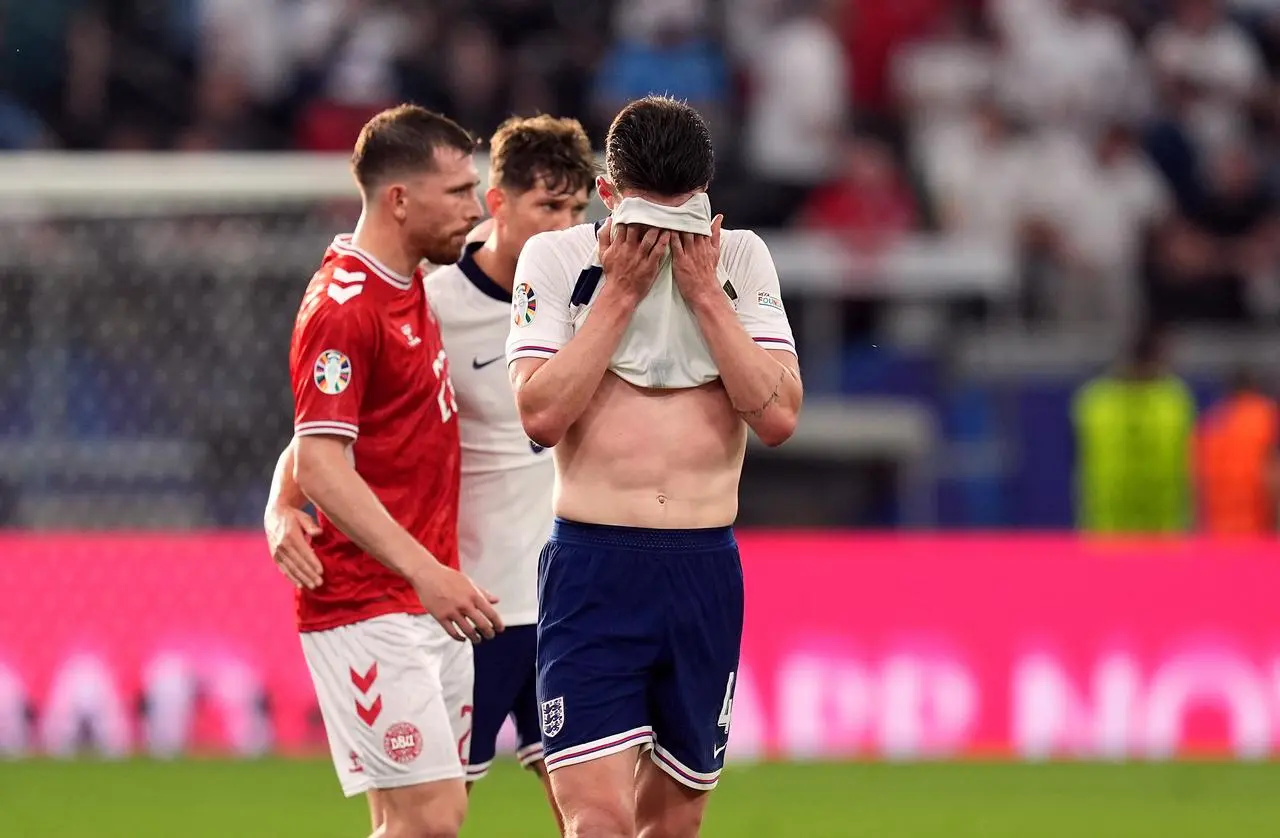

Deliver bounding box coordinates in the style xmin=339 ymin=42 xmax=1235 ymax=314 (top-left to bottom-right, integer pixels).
xmin=691 ymin=296 xmax=802 ymax=446
xmin=515 ymin=283 xmax=638 ymax=445
xmin=294 ymin=441 xmax=434 ymax=583
xmin=268 ymin=441 xmax=308 ymax=511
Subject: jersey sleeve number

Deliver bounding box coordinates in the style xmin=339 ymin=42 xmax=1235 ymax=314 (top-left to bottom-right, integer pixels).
xmin=431 ymin=349 xmax=459 ymax=423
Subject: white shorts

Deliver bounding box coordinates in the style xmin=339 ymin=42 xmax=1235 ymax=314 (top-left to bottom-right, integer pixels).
xmin=300 ymin=612 xmax=474 ymax=797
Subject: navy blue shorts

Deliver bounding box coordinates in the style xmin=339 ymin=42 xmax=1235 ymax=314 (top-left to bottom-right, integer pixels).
xmin=537 ymin=519 xmax=744 ymax=791
xmin=467 ymin=623 xmax=541 ymax=780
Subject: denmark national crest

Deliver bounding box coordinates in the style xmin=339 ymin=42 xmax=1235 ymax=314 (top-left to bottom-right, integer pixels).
xmin=383 ymin=722 xmax=423 ymax=765
xmin=541 ymin=696 xmax=565 ymax=738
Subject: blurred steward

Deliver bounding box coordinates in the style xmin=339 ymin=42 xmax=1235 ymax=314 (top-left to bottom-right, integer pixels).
xmin=1193 ymin=368 xmax=1279 ymax=534
xmin=1072 ymin=326 xmax=1196 ymax=533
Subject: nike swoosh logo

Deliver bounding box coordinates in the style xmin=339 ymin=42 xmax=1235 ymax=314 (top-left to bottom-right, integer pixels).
xmin=713 ymin=744 xmax=726 ymax=759
xmin=472 ymin=355 xmax=504 ymax=370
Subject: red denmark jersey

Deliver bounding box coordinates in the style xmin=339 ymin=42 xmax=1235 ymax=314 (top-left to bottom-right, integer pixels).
xmin=289 ymin=235 xmax=461 ymax=632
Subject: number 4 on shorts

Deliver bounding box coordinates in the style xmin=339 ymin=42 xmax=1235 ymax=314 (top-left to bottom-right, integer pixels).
xmin=717 ymin=671 xmax=736 ymax=737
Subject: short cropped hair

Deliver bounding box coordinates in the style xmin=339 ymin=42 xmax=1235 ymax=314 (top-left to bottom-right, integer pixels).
xmin=488 ymin=115 xmax=597 ymax=196
xmin=604 ymin=96 xmax=715 ymax=196
xmin=351 ymin=105 xmax=477 ymax=189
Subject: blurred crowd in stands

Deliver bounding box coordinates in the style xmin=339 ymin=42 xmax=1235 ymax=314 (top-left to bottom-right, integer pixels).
xmin=4 ymin=0 xmax=1279 ymax=327
xmin=4 ymin=0 xmax=1280 ymax=532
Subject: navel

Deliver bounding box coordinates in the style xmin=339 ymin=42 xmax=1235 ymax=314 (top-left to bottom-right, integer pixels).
xmin=656 ymin=494 xmax=667 ymax=505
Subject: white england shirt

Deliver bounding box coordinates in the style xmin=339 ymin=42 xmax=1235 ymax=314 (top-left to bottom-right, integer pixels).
xmin=425 ymin=243 xmax=552 ymax=626
xmin=505 ymin=222 xmax=797 ymax=364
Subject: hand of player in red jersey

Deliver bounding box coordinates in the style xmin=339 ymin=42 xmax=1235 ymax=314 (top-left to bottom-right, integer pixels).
xmin=599 ymin=218 xmax=671 ymax=303
xmin=265 ymin=505 xmax=324 ymax=590
xmin=671 ymin=214 xmax=723 ymax=306
xmin=413 ymin=564 xmax=504 ymax=643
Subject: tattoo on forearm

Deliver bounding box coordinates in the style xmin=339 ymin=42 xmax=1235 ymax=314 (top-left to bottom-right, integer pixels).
xmin=737 ymin=368 xmax=787 ymax=420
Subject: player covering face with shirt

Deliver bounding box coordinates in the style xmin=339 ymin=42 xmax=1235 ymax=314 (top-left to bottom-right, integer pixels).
xmin=507 ymin=96 xmax=803 ymax=838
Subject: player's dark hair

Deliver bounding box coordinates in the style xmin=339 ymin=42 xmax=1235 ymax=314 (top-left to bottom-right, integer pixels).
xmin=351 ymin=105 xmax=477 ymax=189
xmin=489 ymin=115 xmax=597 ymax=197
xmin=604 ymin=96 xmax=715 ymax=197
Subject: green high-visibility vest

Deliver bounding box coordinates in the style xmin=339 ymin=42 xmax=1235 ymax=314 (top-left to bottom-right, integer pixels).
xmin=1072 ymin=374 xmax=1195 ymax=533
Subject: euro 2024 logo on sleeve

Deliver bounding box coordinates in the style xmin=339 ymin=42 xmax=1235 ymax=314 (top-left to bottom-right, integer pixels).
xmin=314 ymin=350 xmax=352 ymax=395
xmin=541 ymin=696 xmax=564 ymax=737
xmin=513 ymin=282 xmax=537 ymax=326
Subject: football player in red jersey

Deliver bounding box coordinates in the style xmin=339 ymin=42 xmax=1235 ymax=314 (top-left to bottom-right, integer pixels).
xmin=277 ymin=104 xmax=500 ymax=838
xmin=269 ymin=116 xmax=596 ymax=836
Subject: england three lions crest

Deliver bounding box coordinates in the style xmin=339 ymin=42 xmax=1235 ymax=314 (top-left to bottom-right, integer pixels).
xmin=541 ymin=696 xmax=565 ymax=738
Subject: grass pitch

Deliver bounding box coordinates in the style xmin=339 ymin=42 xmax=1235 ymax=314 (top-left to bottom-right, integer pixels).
xmin=1 ymin=758 xmax=1277 ymax=836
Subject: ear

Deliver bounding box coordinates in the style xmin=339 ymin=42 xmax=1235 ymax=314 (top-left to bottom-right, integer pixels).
xmin=484 ymin=185 xmax=504 ymax=218
xmin=596 ymin=176 xmax=619 ymax=210
xmin=385 ymin=183 xmax=409 ymax=222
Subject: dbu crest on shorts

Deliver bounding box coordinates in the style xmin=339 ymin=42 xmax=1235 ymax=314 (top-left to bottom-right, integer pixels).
xmin=299 ymin=613 xmax=474 ymax=797
xmin=541 ymin=696 xmax=565 ymax=738
xmin=383 ymin=722 xmax=424 ymax=764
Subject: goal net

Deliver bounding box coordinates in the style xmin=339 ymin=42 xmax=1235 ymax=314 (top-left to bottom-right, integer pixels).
xmin=0 ymin=153 xmax=522 ymax=529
